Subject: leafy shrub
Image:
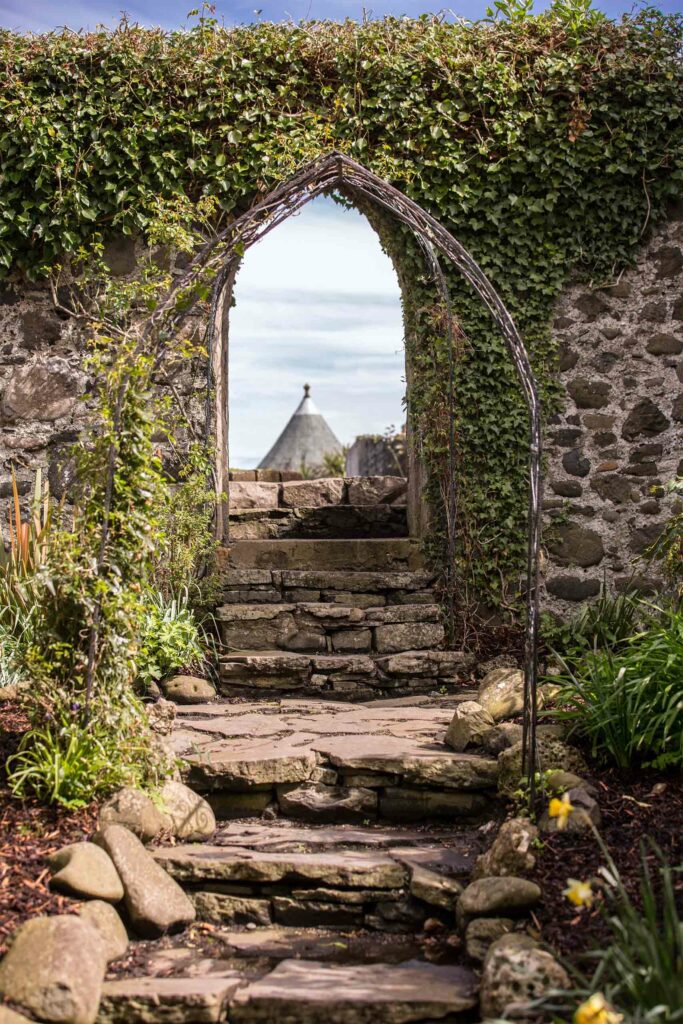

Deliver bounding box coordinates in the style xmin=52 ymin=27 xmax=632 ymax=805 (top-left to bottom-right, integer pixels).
xmin=7 ymin=711 xmax=153 ymax=808
xmin=542 ymin=588 xmax=643 ymax=662
xmin=546 ymin=604 xmax=683 ymax=770
xmin=136 ymin=589 xmax=209 ymax=687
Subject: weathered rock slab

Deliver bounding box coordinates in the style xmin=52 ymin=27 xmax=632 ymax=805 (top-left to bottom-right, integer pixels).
xmin=98 ymin=973 xmax=244 ymax=1024
xmin=277 ymin=782 xmax=378 ymax=823
xmin=231 ymin=959 xmax=478 ymax=1023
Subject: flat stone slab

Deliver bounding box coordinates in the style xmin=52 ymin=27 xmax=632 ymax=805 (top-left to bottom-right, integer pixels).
xmin=218 ymin=927 xmax=420 ymax=964
xmin=98 ymin=972 xmax=244 ymax=1023
xmin=213 ymin=821 xmax=456 ymax=851
xmin=153 ymin=845 xmax=408 ymax=889
xmin=185 ymin=736 xmax=318 ymax=789
xmin=312 ymin=735 xmax=499 ymax=790
xmin=231 ymin=959 xmax=478 ymax=1023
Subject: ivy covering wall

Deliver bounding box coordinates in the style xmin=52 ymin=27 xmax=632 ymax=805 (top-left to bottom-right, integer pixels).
xmin=1 ymin=7 xmax=682 ymax=614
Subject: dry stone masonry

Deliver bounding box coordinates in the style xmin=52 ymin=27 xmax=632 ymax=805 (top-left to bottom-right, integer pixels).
xmin=544 ymin=212 xmax=683 ymax=614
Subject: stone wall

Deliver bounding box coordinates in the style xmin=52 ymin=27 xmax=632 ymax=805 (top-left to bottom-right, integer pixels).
xmin=1 ymin=221 xmax=681 ymax=619
xmin=543 ymin=210 xmax=682 ymax=616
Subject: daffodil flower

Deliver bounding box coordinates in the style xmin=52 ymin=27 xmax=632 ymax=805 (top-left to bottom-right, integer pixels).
xmin=574 ymin=992 xmax=623 ymax=1024
xmin=563 ymin=878 xmax=593 ymax=908
xmin=548 ymin=792 xmax=574 ymax=830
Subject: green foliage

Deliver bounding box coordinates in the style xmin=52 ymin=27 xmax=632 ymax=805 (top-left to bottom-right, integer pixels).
xmin=546 ymin=604 xmax=683 ymax=770
xmin=542 ymin=589 xmax=643 ymax=660
xmin=150 ymin=445 xmax=221 ymax=609
xmin=557 ymin=841 xmax=683 ymax=1024
xmin=136 ymin=589 xmax=208 ymax=687
xmin=322 ymin=447 xmax=349 ymax=478
xmin=0 ymin=8 xmax=682 ymax=612
xmin=646 ymin=477 xmax=683 ymax=595
xmin=7 ymin=708 xmax=154 ymax=808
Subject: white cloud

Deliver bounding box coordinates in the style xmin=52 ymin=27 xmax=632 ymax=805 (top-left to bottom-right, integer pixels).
xmin=228 ymin=195 xmax=406 ymax=467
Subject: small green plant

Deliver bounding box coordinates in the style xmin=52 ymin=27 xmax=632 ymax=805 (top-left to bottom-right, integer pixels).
xmin=136 ymin=588 xmax=209 ymax=687
xmin=647 ymin=477 xmax=683 ymax=597
xmin=542 ymin=588 xmax=643 ymax=663
xmin=321 ymin=447 xmax=349 ymax=478
xmin=7 ymin=713 xmax=154 ymax=808
xmin=546 ymin=604 xmax=683 ymax=770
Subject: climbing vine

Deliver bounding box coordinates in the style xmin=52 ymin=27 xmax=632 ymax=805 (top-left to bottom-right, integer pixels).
xmin=1 ymin=5 xmax=682 ymax=612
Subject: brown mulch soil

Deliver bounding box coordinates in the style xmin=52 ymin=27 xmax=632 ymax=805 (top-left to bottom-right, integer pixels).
xmin=530 ymin=764 xmax=683 ymax=963
xmin=0 ymin=701 xmax=98 ymax=955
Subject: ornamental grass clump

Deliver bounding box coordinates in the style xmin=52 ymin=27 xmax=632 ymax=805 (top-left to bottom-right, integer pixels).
xmin=546 ymin=603 xmax=683 ymax=771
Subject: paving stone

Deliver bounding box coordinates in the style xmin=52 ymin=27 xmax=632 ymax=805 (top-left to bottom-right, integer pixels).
xmin=230 ymin=959 xmax=478 ymax=1023
xmin=152 ymin=845 xmax=408 ymax=889
xmin=408 ymin=864 xmax=462 ymax=908
xmin=312 ymin=735 xmax=499 ymax=789
xmin=280 ymin=570 xmax=435 ymax=593
xmin=191 ymin=891 xmax=272 ymax=926
xmin=272 ymin=896 xmax=363 ymax=928
xmin=98 ymin=973 xmax=244 ymax=1023
xmin=185 ymin=736 xmax=318 ymax=790
xmin=213 ymin=821 xmax=448 ymax=852
xmin=375 ymin=650 xmax=473 ymax=678
xmin=379 ymin=788 xmax=490 ymax=822
xmin=230 ymin=481 xmax=279 ymax=509
xmin=364 ymin=604 xmax=440 ymax=624
xmin=228 ymin=539 xmax=415 ymax=571
xmin=277 ymin=783 xmax=378 ymax=823
xmin=218 ymin=928 xmax=419 ymax=964
xmin=374 ymin=622 xmax=445 ymax=653
xmin=346 ymin=476 xmax=407 ymax=505
xmin=280 ymin=479 xmax=345 ymax=507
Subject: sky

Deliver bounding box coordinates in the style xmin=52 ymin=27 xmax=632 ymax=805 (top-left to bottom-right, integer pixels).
xmin=1 ymin=0 xmax=682 ymax=35
xmin=229 ymin=196 xmax=405 ymax=468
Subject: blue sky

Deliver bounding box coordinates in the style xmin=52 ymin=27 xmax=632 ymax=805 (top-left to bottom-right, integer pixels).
xmin=1 ymin=0 xmax=682 ymax=34
xmin=229 ymin=196 xmax=405 ymax=468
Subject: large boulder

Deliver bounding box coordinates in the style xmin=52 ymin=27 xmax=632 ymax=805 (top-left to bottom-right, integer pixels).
xmin=473 ymin=818 xmax=539 ymax=880
xmin=95 ymin=824 xmax=195 ymax=938
xmin=159 ymin=780 xmax=216 ymax=841
xmin=444 ymin=701 xmax=494 ymax=752
xmin=478 ymin=668 xmax=525 ymax=721
xmin=465 ymin=917 xmax=514 ymax=961
xmin=0 ymin=915 xmax=106 ymax=1024
xmin=47 ymin=842 xmax=124 ymax=903
xmin=480 ymin=933 xmax=570 ymax=1019
xmin=78 ymin=901 xmax=128 ymax=963
xmin=161 ymin=675 xmax=216 ymax=704
xmin=99 ymin=787 xmax=172 ymax=842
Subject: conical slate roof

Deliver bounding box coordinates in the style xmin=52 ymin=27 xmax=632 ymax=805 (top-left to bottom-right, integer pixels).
xmin=258 ymin=384 xmax=343 ymax=473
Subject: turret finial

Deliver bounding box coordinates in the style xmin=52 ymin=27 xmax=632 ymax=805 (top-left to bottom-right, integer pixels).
xmin=303 ymin=383 xmax=311 ymax=397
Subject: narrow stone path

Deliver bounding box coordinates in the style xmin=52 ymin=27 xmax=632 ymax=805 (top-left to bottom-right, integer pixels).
xmin=104 ymin=525 xmax=506 ymax=1021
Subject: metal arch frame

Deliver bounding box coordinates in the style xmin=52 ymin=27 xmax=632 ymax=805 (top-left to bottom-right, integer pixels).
xmin=148 ymin=150 xmax=544 ymax=796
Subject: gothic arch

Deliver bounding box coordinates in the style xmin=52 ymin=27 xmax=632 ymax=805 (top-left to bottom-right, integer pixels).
xmin=149 ymin=151 xmax=544 ymax=788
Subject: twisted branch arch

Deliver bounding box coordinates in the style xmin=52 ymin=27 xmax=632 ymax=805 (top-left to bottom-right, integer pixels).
xmin=149 ymin=151 xmax=544 ymax=794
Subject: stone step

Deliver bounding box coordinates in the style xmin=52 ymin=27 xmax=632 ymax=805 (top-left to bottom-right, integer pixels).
xmin=152 ymin=820 xmax=483 ymax=935
xmin=171 ymin=700 xmax=498 ymax=824
xmin=230 ymin=959 xmax=478 ymax=1022
xmin=99 ymin=955 xmax=478 ymax=1024
xmin=221 ymin=539 xmax=421 ymax=572
xmin=217 ymin=648 xmax=472 ymax=700
xmin=220 ymin=567 xmax=438 ymax=608
xmin=228 ymin=504 xmax=408 ymax=541
xmin=217 ymin=602 xmax=444 ymax=655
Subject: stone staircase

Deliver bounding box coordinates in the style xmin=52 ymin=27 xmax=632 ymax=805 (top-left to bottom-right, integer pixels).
xmin=216 ymin=535 xmax=472 ymax=700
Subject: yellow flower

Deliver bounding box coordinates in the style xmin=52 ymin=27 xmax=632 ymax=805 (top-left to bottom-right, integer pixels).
xmin=563 ymin=878 xmax=594 ymax=908
xmin=575 ymin=993 xmax=623 ymax=1024
xmin=548 ymin=792 xmax=574 ymax=830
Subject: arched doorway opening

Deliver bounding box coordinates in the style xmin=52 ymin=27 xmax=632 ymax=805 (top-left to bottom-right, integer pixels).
xmin=151 ymin=152 xmax=543 ymax=789
xmin=226 ymin=193 xmax=409 ymax=546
